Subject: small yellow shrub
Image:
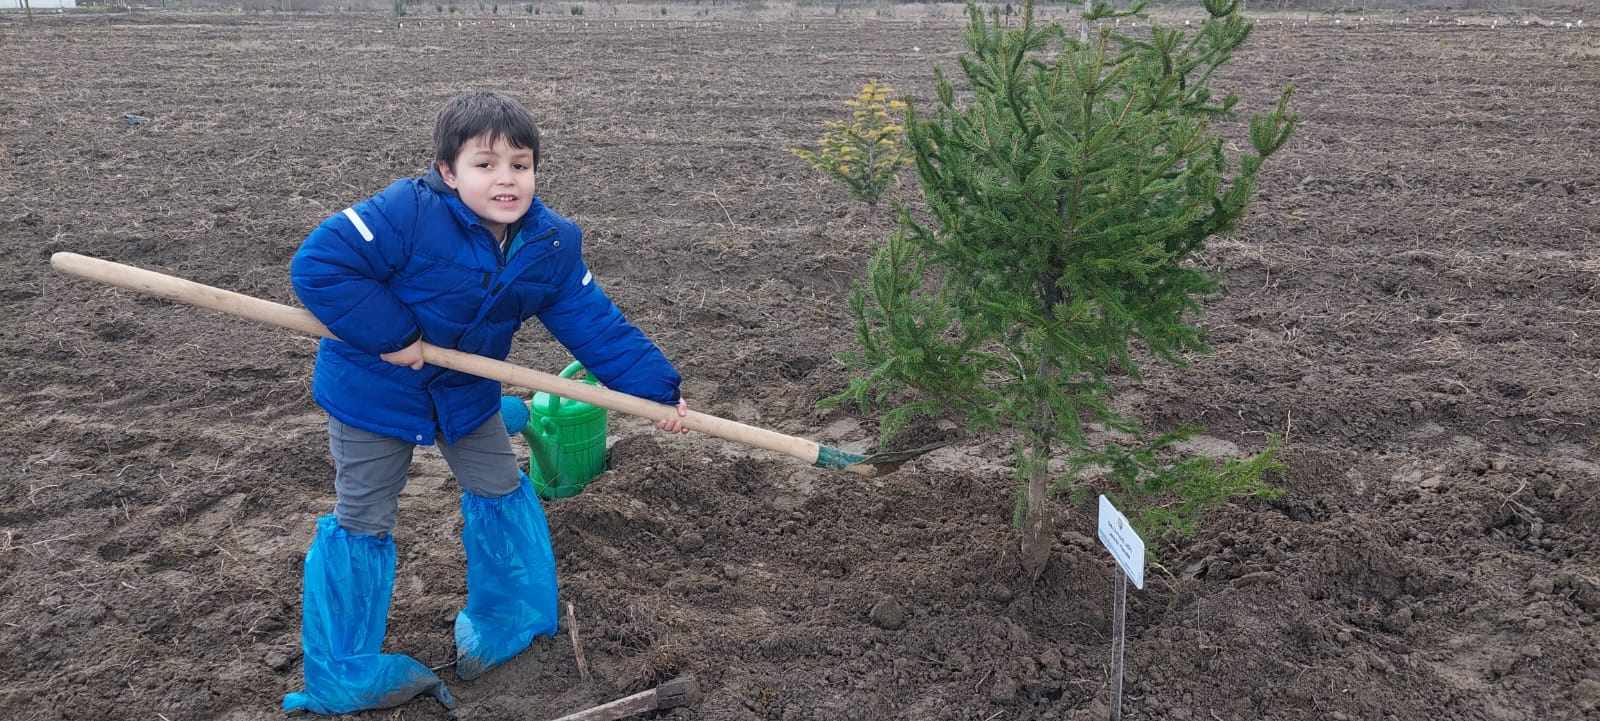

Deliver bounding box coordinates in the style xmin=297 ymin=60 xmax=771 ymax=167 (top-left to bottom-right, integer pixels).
xmin=790 ymin=80 xmax=910 ymax=206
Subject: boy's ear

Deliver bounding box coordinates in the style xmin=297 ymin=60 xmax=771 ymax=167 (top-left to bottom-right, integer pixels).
xmin=436 ymin=161 xmax=459 ymax=189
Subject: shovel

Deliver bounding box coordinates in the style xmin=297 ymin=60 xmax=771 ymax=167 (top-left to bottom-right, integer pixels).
xmin=51 ymin=253 xmax=945 ymax=476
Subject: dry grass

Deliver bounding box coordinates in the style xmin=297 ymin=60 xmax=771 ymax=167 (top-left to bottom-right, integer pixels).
xmin=1413 ymin=334 xmax=1474 ymax=365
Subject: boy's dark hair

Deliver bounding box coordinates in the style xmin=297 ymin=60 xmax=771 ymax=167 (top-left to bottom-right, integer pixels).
xmin=432 ymin=91 xmax=541 ymax=171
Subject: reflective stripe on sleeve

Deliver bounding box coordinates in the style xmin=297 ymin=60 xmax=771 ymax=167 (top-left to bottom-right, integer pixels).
xmin=342 ymin=207 xmax=375 ymax=242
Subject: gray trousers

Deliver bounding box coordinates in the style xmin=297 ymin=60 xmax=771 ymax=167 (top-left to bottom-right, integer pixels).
xmin=328 ymin=413 xmax=522 ymax=536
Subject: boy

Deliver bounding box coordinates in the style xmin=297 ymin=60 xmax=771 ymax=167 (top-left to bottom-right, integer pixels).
xmin=283 ymin=91 xmax=688 ymax=715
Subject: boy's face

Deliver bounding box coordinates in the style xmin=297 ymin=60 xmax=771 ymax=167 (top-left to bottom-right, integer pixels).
xmin=438 ymin=133 xmax=536 ymax=239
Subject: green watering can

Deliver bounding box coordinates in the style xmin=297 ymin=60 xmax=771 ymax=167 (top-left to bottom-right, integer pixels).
xmin=504 ymin=361 xmax=608 ymax=500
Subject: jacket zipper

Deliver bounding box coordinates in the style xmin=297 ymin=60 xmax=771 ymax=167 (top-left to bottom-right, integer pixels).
xmin=488 ymin=227 xmax=558 ymax=295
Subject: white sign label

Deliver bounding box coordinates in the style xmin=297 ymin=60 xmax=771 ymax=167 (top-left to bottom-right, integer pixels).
xmin=1097 ymin=495 xmax=1145 ymax=590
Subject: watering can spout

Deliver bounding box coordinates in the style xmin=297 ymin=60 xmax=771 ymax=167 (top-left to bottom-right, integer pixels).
xmin=524 ymin=423 xmax=565 ymax=492
xmin=500 ymin=395 xmax=564 ymax=486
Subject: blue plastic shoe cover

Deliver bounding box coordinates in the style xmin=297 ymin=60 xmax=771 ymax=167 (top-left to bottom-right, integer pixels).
xmin=454 ymin=473 xmax=559 ymax=680
xmin=283 ymin=516 xmax=454 ymax=715
xmin=500 ymin=396 xmax=530 ymax=436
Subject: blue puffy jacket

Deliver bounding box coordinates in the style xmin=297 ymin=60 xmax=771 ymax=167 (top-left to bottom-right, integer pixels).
xmin=291 ymin=169 xmax=680 ymax=445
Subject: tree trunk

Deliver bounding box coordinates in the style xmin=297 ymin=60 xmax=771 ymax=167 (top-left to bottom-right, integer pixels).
xmin=1020 ymin=421 xmax=1054 ymax=578
xmin=1020 ymin=271 xmax=1065 ymax=579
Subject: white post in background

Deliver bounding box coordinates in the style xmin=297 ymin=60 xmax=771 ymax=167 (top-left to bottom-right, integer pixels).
xmin=1080 ymin=0 xmax=1090 ymax=41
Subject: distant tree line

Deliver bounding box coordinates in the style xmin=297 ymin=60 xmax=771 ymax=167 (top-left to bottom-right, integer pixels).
xmin=1149 ymin=0 xmax=1584 ymax=11
xmin=68 ymin=0 xmax=1589 ymax=13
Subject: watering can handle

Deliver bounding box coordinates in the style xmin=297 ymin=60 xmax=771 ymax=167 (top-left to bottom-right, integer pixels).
xmin=546 ymin=360 xmax=592 ymax=414
xmin=50 ymin=252 xmax=875 ymax=475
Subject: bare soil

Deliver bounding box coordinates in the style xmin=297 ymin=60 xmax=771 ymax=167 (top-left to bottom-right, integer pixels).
xmin=2 ymin=9 xmax=1598 ymax=721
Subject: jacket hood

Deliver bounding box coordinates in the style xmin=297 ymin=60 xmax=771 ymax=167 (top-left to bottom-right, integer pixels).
xmin=423 ymin=165 xmax=455 ymax=196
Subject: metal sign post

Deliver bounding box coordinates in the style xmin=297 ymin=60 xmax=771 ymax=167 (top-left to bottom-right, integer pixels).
xmin=1097 ymin=495 xmax=1145 ymax=721
xmin=1110 ymin=572 xmax=1127 ymax=721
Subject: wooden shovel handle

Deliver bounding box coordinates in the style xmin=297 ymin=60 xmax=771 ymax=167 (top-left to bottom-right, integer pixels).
xmin=50 ymin=252 xmax=825 ymax=466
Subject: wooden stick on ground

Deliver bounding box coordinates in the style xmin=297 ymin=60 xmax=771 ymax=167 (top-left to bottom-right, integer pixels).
xmin=566 ymin=602 xmax=591 ymax=683
xmin=547 ymin=676 xmax=699 ymax=721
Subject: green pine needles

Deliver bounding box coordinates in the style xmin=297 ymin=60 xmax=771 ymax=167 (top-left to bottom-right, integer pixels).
xmin=830 ymin=0 xmax=1296 ymax=574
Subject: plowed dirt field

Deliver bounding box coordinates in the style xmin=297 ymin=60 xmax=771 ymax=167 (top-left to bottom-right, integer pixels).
xmin=2 ymin=9 xmax=1598 ymax=721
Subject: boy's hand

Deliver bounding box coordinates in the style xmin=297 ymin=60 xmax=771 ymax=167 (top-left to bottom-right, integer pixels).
xmin=656 ymin=399 xmax=690 ymax=434
xmin=380 ymin=340 xmax=425 ymax=370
